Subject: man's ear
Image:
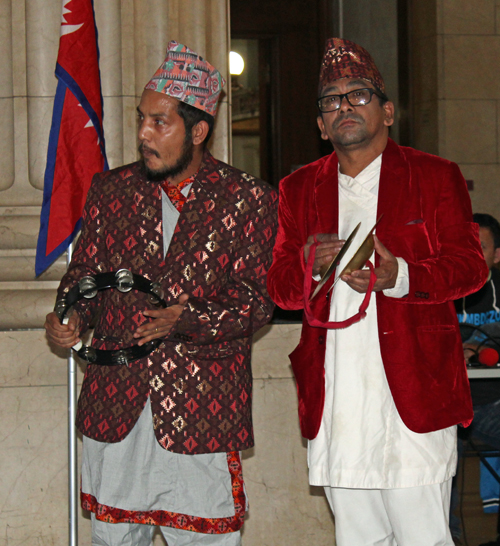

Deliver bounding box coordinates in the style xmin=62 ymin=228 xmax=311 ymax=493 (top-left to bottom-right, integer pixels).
xmin=317 ymin=115 xmax=329 ymax=141
xmin=383 ymin=101 xmax=395 ymax=127
xmin=494 ymin=246 xmax=500 ymax=265
xmin=192 ymin=120 xmax=210 ymax=146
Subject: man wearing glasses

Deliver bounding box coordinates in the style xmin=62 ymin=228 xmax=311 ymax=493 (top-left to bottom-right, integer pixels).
xmin=268 ymin=38 xmax=488 ymax=545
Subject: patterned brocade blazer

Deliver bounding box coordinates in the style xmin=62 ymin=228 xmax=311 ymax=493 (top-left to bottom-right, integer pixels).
xmin=57 ymin=151 xmax=278 ymax=455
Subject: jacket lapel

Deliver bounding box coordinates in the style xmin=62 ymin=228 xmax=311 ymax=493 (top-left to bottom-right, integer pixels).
xmin=376 ymin=139 xmax=410 ymax=257
xmin=162 ymin=151 xmax=230 ymax=276
xmin=127 ymin=163 xmax=164 ymax=272
xmin=314 ymin=151 xmax=339 ymax=234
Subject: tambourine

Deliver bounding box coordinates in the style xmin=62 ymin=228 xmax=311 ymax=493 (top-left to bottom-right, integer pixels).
xmin=54 ymin=269 xmax=167 ymax=366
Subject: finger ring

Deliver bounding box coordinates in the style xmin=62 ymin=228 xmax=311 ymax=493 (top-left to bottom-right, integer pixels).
xmin=155 ymin=328 xmax=158 ymax=333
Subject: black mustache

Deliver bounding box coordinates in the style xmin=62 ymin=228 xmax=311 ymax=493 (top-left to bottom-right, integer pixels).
xmin=139 ymin=143 xmax=160 ymax=158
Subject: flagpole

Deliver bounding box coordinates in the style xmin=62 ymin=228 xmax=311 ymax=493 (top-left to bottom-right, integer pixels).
xmin=67 ymin=242 xmax=78 ymax=546
xmin=339 ymin=0 xmax=344 ymax=38
xmin=34 ymin=4 xmax=107 ymax=542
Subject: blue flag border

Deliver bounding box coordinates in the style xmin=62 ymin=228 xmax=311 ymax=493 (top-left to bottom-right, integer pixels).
xmin=35 ymin=3 xmax=108 ymax=277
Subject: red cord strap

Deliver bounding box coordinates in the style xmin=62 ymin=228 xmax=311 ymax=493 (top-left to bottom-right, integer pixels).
xmin=303 ymin=236 xmax=376 ymax=329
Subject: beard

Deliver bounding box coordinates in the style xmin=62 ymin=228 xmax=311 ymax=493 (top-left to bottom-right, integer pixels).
xmin=139 ymin=134 xmax=194 ymax=183
xmin=330 ymin=113 xmax=368 ymax=147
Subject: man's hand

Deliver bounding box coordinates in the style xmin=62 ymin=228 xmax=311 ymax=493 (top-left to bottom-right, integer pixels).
xmin=304 ymin=233 xmax=344 ymax=277
xmin=44 ymin=311 xmax=81 ymax=348
xmin=463 ymin=343 xmax=478 ymax=364
xmin=341 ymin=235 xmax=398 ymax=293
xmin=134 ymin=294 xmax=189 ymax=346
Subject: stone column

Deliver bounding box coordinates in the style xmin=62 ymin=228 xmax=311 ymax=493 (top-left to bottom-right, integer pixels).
xmin=410 ymin=0 xmax=500 ymax=216
xmin=0 ymin=0 xmax=230 ymax=323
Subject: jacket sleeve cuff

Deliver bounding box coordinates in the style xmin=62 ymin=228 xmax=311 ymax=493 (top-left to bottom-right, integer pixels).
xmin=383 ymin=257 xmax=409 ymax=298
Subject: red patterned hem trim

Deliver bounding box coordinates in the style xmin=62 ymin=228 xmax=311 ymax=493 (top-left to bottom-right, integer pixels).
xmin=81 ymin=451 xmax=246 ymax=534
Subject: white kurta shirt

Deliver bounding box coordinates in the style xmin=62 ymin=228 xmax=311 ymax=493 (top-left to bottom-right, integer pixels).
xmin=308 ymin=155 xmax=457 ymax=489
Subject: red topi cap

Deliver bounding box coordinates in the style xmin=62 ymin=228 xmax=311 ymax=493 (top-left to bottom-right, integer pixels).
xmin=319 ymin=38 xmax=385 ymax=94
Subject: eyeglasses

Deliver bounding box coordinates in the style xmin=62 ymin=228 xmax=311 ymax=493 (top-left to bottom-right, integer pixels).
xmin=317 ymin=88 xmax=385 ymax=113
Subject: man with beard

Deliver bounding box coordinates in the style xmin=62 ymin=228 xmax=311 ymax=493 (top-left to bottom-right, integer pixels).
xmin=267 ymin=38 xmax=487 ymax=545
xmin=44 ymin=41 xmax=277 ymax=546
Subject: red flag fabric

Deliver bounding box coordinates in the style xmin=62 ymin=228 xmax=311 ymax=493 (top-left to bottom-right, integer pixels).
xmin=36 ymin=0 xmax=107 ymax=276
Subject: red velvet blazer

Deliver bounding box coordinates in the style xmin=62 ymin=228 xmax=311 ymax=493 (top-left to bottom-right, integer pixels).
xmin=57 ymin=151 xmax=278 ymax=454
xmin=268 ymin=139 xmax=488 ymax=439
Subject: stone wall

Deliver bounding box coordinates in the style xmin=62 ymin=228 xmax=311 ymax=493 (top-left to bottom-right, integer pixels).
xmin=411 ymin=0 xmax=500 ymax=217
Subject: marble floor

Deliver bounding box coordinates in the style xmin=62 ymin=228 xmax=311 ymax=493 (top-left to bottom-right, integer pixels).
xmin=456 ymin=457 xmax=499 ymax=546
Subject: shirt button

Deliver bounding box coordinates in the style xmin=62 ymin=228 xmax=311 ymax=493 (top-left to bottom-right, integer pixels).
xmin=318 ymin=335 xmax=325 ymax=345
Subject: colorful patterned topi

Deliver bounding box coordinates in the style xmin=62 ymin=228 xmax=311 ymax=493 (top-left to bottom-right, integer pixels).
xmin=145 ymin=41 xmax=225 ymax=117
xmin=319 ymin=38 xmax=385 ymax=94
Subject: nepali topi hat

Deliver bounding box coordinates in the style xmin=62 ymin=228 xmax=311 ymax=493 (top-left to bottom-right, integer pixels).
xmin=145 ymin=41 xmax=225 ymax=117
xmin=319 ymin=38 xmax=385 ymax=94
